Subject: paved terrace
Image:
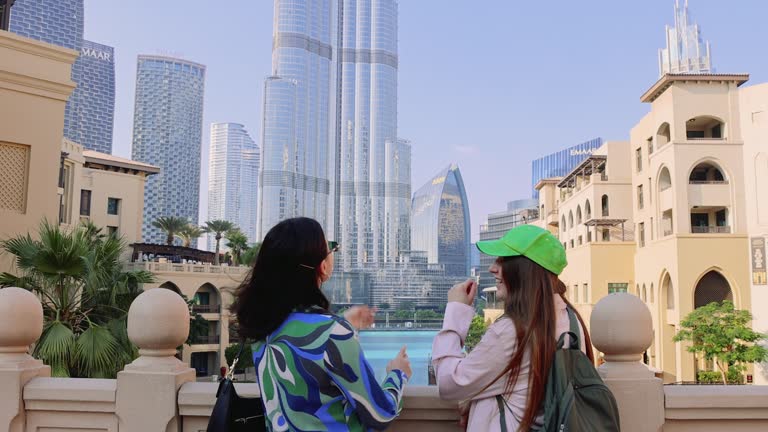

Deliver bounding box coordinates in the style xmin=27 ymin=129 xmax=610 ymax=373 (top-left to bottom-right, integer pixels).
xmin=1 ymin=288 xmax=767 ymax=432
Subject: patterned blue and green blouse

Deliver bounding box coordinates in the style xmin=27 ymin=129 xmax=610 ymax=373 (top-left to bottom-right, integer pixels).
xmin=252 ymin=310 xmax=407 ymax=431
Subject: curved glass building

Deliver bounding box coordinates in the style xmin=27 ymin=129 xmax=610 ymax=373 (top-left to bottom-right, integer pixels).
xmin=411 ymin=164 xmax=471 ymax=277
xmin=131 ymin=55 xmax=206 ymax=243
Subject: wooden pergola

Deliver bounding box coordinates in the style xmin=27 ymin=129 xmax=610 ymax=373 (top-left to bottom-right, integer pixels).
xmin=130 ymin=243 xmax=217 ymax=264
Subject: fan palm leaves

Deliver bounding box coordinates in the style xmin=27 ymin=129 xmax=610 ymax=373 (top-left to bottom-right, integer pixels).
xmin=151 ymin=216 xmax=188 ymax=246
xmin=225 ymin=229 xmax=249 ymax=265
xmin=176 ymin=224 xmax=205 ymax=248
xmin=0 ymin=220 xmax=154 ymax=378
xmin=202 ymin=220 xmax=235 ymax=265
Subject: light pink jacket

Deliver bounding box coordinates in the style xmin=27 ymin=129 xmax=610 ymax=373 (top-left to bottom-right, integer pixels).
xmin=432 ymin=296 xmax=585 ymax=432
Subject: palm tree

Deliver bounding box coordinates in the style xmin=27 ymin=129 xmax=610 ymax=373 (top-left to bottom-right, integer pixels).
xmin=0 ymin=220 xmax=155 ymax=378
xmin=202 ymin=220 xmax=235 ymax=265
xmin=225 ymin=229 xmax=249 ymax=266
xmin=176 ymin=224 xmax=204 ymax=248
xmin=151 ymin=216 xmax=188 ymax=246
xmin=240 ymin=242 xmax=262 ymax=267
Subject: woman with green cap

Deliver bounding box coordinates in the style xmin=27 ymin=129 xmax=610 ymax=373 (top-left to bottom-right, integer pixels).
xmin=431 ymin=224 xmax=593 ymax=431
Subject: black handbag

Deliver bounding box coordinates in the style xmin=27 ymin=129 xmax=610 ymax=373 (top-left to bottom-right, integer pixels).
xmin=206 ymin=342 xmax=266 ymax=432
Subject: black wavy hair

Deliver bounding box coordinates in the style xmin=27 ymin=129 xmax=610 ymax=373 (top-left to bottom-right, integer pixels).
xmin=231 ymin=217 xmax=330 ymax=340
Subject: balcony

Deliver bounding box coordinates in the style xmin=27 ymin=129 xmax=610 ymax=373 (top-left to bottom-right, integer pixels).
xmin=688 ymin=183 xmax=730 ymax=208
xmin=191 ymin=304 xmax=221 ymax=314
xmin=691 ymin=226 xmax=731 ymax=234
xmin=190 ymin=335 xmax=220 ymax=345
xmin=546 ymin=209 xmax=559 ymax=226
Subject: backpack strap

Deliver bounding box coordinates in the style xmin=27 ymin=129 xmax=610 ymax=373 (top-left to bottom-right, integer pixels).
xmin=557 ymin=307 xmax=581 ymax=351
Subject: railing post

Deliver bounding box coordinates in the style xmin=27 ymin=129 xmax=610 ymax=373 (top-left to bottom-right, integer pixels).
xmin=591 ymin=293 xmax=664 ymax=432
xmin=116 ymin=288 xmax=195 ymax=432
xmin=0 ymin=288 xmax=50 ymax=432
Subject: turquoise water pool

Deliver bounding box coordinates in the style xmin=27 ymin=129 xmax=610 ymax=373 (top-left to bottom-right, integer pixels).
xmin=358 ymin=330 xmax=438 ymax=386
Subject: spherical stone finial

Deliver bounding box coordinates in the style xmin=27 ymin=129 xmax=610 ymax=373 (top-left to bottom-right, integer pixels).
xmin=590 ymin=293 xmax=653 ymax=362
xmin=128 ymin=288 xmax=189 ymax=357
xmin=0 ymin=287 xmax=43 ymax=354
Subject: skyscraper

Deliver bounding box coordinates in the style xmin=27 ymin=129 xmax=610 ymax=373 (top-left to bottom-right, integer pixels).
xmin=131 ymin=55 xmax=206 ymax=243
xmin=9 ymin=0 xmax=115 ymax=153
xmin=258 ymin=0 xmax=405 ymax=270
xmin=659 ymin=0 xmax=713 ymax=76
xmin=257 ymin=0 xmax=336 ymax=240
xmin=9 ymin=0 xmax=83 ymax=50
xmin=68 ymin=40 xmax=115 ymax=153
xmin=337 ymin=0 xmax=400 ymax=269
xmin=384 ymin=138 xmax=411 ymax=262
xmin=531 ymin=138 xmax=603 ymax=198
xmin=207 ymin=123 xmax=260 ymax=249
xmin=411 ymin=164 xmax=471 ymax=277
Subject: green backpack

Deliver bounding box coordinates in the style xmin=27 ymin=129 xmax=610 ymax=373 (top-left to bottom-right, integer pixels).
xmin=497 ymin=307 xmax=621 ymax=431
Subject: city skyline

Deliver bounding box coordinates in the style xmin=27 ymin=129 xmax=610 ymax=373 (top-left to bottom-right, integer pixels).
xmin=81 ymin=0 xmax=768 ymax=241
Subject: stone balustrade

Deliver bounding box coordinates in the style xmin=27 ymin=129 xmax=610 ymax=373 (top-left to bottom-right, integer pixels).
xmin=3 ymin=287 xmax=768 ymax=431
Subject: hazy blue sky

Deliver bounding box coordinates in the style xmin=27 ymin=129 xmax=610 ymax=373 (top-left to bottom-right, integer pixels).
xmin=83 ymin=0 xmax=768 ymax=241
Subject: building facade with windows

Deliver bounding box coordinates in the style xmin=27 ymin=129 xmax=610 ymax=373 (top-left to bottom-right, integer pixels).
xmin=631 ymin=74 xmax=751 ymax=383
xmin=59 ymin=139 xmax=159 ymax=247
xmin=67 ymin=40 xmax=115 ymax=153
xmin=543 ymin=141 xmax=636 ymax=326
xmin=131 ymin=55 xmax=206 ymax=244
xmin=411 ymin=164 xmax=471 ymax=277
xmin=530 ymin=138 xmax=603 ymax=198
xmin=207 ymin=123 xmax=259 ymax=249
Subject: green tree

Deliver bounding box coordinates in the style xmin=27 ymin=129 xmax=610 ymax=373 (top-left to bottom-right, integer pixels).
xmin=240 ymin=242 xmax=262 ymax=267
xmin=202 ymin=220 xmax=235 ymax=265
xmin=378 ymin=302 xmax=391 ymax=310
xmin=465 ymin=315 xmax=488 ymax=352
xmin=176 ymin=224 xmax=204 ymax=248
xmin=225 ymin=229 xmax=249 ymax=265
xmin=152 ymin=216 xmax=188 ymax=246
xmin=674 ymin=301 xmax=768 ymax=385
xmin=0 ymin=221 xmax=155 ymax=378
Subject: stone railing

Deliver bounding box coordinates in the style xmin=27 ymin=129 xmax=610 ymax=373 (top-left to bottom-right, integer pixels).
xmin=2 ymin=288 xmax=768 ymax=431
xmin=125 ymin=261 xmax=250 ymax=275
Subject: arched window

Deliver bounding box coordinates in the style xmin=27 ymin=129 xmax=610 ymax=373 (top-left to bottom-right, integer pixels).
xmin=561 ymin=216 xmax=566 ymax=229
xmin=694 ymin=271 xmax=733 ymax=308
xmin=568 ymin=211 xmax=574 ymax=229
xmin=689 ymin=161 xmax=726 ymax=183
xmin=659 ymin=166 xmax=672 ymax=191
xmin=601 ymin=195 xmax=609 ymax=217
xmin=656 ymin=122 xmax=671 ymax=147
xmin=585 ymin=200 xmax=592 ymax=220
xmin=650 ymin=283 xmax=655 ymax=303
xmin=642 ymin=284 xmax=647 ymax=302
xmin=663 ymin=273 xmax=674 ymax=310
xmin=576 ymin=206 xmax=582 ymax=225
xmin=686 ymin=116 xmax=725 ymax=140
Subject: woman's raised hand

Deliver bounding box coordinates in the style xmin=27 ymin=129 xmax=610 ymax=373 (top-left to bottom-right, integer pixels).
xmin=343 ymin=305 xmax=377 ymax=330
xmin=447 ymin=279 xmax=478 ymax=305
xmin=386 ymin=345 xmax=413 ymax=379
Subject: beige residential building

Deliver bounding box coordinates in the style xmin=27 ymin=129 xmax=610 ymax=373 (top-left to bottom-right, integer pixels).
xmin=540 ymin=142 xmax=636 ymax=328
xmin=59 ymin=140 xmax=159 ymax=245
xmin=739 ymin=82 xmax=768 ymax=384
xmin=632 ymin=74 xmax=752 ymax=383
xmin=0 ymin=31 xmax=77 ymax=273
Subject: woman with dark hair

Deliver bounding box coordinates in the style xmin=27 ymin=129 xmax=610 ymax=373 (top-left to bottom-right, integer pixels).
xmin=432 ymin=225 xmax=593 ymax=431
xmin=231 ymin=217 xmax=411 ymax=431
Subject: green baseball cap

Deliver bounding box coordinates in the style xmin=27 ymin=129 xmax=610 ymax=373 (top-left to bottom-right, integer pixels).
xmin=476 ymin=225 xmax=567 ymax=275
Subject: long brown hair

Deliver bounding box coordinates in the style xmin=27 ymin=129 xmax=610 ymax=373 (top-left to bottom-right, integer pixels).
xmin=496 ymin=256 xmax=594 ymax=431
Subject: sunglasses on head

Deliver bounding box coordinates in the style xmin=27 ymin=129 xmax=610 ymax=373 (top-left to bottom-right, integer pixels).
xmin=299 ymin=241 xmax=341 ymax=270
